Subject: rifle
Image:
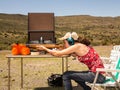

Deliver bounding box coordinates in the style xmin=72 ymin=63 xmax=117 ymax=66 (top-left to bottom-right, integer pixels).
xmin=27 ymin=44 xmax=64 ymax=50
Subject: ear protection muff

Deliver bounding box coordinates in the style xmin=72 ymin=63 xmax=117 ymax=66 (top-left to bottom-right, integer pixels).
xmin=66 ymin=37 xmax=74 ymax=45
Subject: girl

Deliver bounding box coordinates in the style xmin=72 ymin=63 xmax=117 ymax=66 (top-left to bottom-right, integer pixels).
xmin=37 ymin=32 xmax=105 ymax=90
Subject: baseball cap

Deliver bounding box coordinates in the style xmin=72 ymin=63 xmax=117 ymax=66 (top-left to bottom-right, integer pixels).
xmin=71 ymin=32 xmax=79 ymax=40
xmin=59 ymin=32 xmax=79 ymax=40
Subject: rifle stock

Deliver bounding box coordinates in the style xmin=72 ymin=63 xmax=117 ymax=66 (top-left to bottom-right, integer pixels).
xmin=27 ymin=44 xmax=64 ymax=50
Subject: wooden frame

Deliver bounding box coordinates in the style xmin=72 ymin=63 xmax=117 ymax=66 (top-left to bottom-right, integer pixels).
xmin=28 ymin=13 xmax=56 ymax=43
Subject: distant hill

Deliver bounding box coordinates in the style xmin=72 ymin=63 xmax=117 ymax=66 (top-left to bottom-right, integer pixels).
xmin=0 ymin=13 xmax=120 ymax=50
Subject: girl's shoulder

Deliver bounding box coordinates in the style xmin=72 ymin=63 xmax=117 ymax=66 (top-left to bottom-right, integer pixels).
xmin=75 ymin=43 xmax=88 ymax=48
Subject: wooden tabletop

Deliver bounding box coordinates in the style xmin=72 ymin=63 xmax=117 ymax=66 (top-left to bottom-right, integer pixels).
xmin=6 ymin=54 xmax=69 ymax=58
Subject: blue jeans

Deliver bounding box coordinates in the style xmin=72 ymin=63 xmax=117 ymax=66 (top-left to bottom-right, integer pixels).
xmin=63 ymin=71 xmax=105 ymax=90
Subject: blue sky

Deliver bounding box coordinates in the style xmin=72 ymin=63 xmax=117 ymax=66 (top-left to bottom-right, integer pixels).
xmin=0 ymin=0 xmax=120 ymax=17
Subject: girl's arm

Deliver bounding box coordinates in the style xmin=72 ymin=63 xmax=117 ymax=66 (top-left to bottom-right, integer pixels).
xmin=37 ymin=45 xmax=78 ymax=56
xmin=37 ymin=45 xmax=52 ymax=53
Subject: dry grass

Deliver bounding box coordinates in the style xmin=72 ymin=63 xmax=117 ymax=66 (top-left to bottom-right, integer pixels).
xmin=0 ymin=46 xmax=116 ymax=90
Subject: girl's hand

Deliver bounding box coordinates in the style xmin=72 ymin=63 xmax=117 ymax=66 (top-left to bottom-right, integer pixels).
xmin=36 ymin=45 xmax=52 ymax=54
xmin=36 ymin=45 xmax=46 ymax=50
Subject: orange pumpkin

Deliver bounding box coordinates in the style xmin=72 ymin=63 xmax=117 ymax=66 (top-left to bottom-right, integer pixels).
xmin=11 ymin=43 xmax=30 ymax=55
xmin=18 ymin=44 xmax=26 ymax=54
xmin=12 ymin=47 xmax=19 ymax=55
xmin=21 ymin=47 xmax=30 ymax=55
xmin=11 ymin=43 xmax=18 ymax=48
xmin=18 ymin=44 xmax=26 ymax=49
xmin=11 ymin=43 xmax=20 ymax=55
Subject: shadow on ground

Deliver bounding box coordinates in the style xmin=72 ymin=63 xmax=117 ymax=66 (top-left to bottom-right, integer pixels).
xmin=34 ymin=86 xmax=83 ymax=90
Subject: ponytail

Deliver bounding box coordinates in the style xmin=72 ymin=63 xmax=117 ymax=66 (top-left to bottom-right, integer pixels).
xmin=75 ymin=36 xmax=91 ymax=46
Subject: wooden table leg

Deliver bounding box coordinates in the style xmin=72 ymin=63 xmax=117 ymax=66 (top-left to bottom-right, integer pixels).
xmin=65 ymin=57 xmax=68 ymax=71
xmin=62 ymin=58 xmax=64 ymax=73
xmin=8 ymin=58 xmax=10 ymax=90
xmin=21 ymin=58 xmax=23 ymax=88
